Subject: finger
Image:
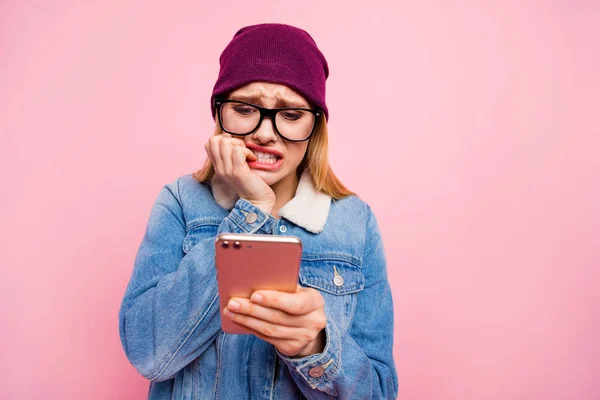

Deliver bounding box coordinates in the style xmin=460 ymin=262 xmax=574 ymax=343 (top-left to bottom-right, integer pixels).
xmin=228 ymin=138 xmax=257 ymax=160
xmin=223 ymin=307 xmax=309 ymax=340
xmin=204 ymin=142 xmax=213 ymax=162
xmin=243 ymin=147 xmax=257 ymax=161
xmin=204 ymin=142 xmax=220 ymax=173
xmin=240 ymin=329 xmax=305 ymax=358
xmin=251 ymin=288 xmax=324 ymax=316
xmin=229 ymin=138 xmax=257 ymax=161
xmin=230 ymin=137 xmax=245 ymax=147
xmin=232 ymin=146 xmax=249 ymax=172
xmin=219 ymin=137 xmax=234 ymax=175
xmin=221 ymin=322 xmax=302 ymax=357
xmin=228 ymin=298 xmax=311 ymax=328
xmin=232 ymin=146 xmax=257 ymax=169
xmin=209 ymin=136 xmax=224 ymax=173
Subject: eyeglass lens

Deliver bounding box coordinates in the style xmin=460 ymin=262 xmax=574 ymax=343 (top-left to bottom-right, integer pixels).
xmin=220 ymin=102 xmax=315 ymax=141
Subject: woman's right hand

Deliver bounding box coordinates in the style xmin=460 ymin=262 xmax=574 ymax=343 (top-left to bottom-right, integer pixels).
xmin=204 ymin=134 xmax=276 ymax=214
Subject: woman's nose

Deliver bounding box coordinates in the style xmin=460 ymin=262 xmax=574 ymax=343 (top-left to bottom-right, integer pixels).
xmin=251 ymin=116 xmax=278 ymax=143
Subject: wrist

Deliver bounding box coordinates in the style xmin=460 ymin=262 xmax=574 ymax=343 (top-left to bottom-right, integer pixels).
xmin=243 ymin=198 xmax=275 ymax=215
xmin=296 ymin=329 xmax=326 ymax=358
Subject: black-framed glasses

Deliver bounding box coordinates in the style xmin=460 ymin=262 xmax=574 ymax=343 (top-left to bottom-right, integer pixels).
xmin=214 ymin=98 xmax=322 ymax=142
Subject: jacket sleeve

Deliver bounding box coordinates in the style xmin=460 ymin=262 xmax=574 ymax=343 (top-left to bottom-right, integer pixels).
xmin=277 ymin=205 xmax=399 ymax=399
xmin=118 ymin=179 xmax=276 ymax=382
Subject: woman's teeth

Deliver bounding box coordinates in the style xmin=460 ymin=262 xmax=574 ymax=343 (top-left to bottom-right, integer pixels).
xmin=253 ymin=150 xmax=279 ymax=164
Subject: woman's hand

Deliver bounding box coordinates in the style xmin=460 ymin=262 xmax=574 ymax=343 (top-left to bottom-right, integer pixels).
xmin=223 ymin=286 xmax=327 ymax=358
xmin=204 ymin=134 xmax=276 ymax=214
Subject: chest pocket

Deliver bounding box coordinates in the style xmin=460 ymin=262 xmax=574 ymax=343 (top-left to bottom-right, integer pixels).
xmin=299 ymin=257 xmax=365 ymax=331
xmin=182 ymin=219 xmax=221 ymax=254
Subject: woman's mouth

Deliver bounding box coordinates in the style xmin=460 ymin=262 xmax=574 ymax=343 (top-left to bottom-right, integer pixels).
xmin=247 ymin=148 xmax=284 ymax=171
xmin=252 ymin=150 xmax=280 ymax=164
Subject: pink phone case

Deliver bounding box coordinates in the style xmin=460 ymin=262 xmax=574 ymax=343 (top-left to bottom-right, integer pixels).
xmin=215 ymin=233 xmax=302 ymax=334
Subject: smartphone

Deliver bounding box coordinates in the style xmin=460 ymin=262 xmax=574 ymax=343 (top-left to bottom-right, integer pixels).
xmin=215 ymin=233 xmax=302 ymax=334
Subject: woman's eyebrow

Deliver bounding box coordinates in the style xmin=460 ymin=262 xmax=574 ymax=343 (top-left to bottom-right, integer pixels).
xmin=275 ymin=99 xmax=309 ymax=108
xmin=229 ymin=94 xmax=309 ymax=108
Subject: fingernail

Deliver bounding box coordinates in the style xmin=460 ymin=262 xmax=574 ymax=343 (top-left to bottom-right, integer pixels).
xmin=223 ymin=308 xmax=235 ymax=318
xmin=251 ymin=293 xmax=263 ymax=303
xmin=228 ymin=300 xmax=240 ymax=311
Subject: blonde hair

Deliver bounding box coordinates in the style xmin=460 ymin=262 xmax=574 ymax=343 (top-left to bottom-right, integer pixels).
xmin=192 ymin=117 xmax=355 ymax=199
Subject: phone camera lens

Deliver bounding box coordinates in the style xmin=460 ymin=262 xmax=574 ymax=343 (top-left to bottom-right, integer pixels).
xmin=221 ymin=241 xmax=229 ymax=249
xmin=233 ymin=241 xmax=241 ymax=249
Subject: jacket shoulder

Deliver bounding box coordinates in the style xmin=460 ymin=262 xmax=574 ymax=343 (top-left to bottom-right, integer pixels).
xmin=329 ymin=194 xmax=373 ymax=221
xmin=165 ymin=173 xmax=227 ymax=227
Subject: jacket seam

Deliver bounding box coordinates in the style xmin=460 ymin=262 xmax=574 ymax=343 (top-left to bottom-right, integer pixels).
xmin=363 ymin=276 xmax=387 ymax=290
xmin=229 ymin=215 xmax=264 ymax=234
xmin=301 ymin=254 xmax=361 ymax=267
xmin=170 ymin=178 xmax=184 ymax=216
xmin=213 ymin=333 xmax=226 ymax=400
xmin=360 ymin=204 xmax=373 ymax=270
xmin=186 ymin=219 xmax=222 ymax=231
xmin=174 ymin=177 xmax=188 ymax=227
xmin=175 ymin=177 xmax=182 ymax=203
xmin=229 ymin=216 xmax=250 ymax=233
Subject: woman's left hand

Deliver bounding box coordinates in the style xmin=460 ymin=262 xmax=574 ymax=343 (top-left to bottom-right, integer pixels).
xmin=223 ymin=286 xmax=327 ymax=358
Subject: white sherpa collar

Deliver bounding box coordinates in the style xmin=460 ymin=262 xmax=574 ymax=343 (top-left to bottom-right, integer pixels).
xmin=210 ymin=170 xmax=331 ymax=233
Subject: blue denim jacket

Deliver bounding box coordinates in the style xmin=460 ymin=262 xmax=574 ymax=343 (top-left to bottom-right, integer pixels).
xmin=119 ymin=172 xmax=398 ymax=399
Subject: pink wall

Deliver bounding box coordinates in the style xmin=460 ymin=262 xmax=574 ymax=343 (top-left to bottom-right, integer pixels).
xmin=1 ymin=1 xmax=599 ymax=399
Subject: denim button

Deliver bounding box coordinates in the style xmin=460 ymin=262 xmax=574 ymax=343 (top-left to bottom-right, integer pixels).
xmin=279 ymin=225 xmax=287 ymax=233
xmin=245 ymin=212 xmax=258 ymax=223
xmin=308 ymin=366 xmax=324 ymax=378
xmin=333 ymin=266 xmax=344 ymax=287
xmin=333 ymin=274 xmax=344 ymax=287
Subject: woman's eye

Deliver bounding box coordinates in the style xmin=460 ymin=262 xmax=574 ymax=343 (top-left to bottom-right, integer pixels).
xmin=281 ymin=111 xmax=303 ymax=121
xmin=233 ymin=106 xmax=256 ymax=115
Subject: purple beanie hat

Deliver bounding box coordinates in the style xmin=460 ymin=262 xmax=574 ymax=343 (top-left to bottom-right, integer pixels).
xmin=211 ymin=23 xmax=330 ymax=120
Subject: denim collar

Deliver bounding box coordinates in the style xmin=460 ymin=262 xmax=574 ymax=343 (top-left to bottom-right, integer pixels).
xmin=210 ymin=170 xmax=331 ymax=233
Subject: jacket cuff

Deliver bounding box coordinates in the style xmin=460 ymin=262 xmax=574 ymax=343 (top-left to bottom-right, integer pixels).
xmin=276 ymin=315 xmax=341 ymax=391
xmin=222 ymin=198 xmax=276 ymax=235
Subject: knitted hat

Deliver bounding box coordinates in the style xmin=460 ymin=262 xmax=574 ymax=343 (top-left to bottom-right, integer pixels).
xmin=211 ymin=23 xmax=330 ymax=120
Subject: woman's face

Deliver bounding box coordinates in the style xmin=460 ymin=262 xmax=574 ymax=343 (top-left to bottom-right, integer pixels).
xmin=224 ymin=82 xmax=311 ymax=188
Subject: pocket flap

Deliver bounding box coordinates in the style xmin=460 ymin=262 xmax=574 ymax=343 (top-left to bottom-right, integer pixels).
xmin=299 ymin=258 xmax=364 ymax=295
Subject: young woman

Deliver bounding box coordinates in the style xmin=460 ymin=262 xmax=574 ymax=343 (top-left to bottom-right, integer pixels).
xmin=119 ymin=23 xmax=398 ymax=399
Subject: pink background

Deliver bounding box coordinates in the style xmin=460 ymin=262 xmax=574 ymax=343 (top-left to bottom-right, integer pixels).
xmin=1 ymin=1 xmax=599 ymax=399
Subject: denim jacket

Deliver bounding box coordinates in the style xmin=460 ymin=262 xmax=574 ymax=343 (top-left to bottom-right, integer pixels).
xmin=119 ymin=170 xmax=398 ymax=399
